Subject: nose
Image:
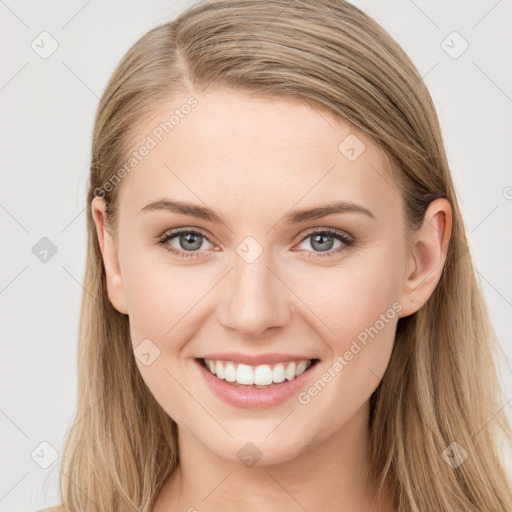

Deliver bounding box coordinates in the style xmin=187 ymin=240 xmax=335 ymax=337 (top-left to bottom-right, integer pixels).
xmin=217 ymin=248 xmax=292 ymax=338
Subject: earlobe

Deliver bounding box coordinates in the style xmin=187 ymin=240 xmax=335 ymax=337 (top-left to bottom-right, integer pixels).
xmin=398 ymin=198 xmax=452 ymax=318
xmin=91 ymin=197 xmax=128 ymax=315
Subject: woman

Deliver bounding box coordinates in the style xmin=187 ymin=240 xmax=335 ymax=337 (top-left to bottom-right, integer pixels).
xmin=48 ymin=0 xmax=512 ymax=510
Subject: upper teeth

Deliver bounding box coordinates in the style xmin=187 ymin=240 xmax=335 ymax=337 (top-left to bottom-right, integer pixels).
xmin=204 ymin=358 xmax=313 ymax=386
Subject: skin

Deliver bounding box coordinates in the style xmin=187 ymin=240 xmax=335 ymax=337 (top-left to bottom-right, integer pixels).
xmin=92 ymin=88 xmax=452 ymax=511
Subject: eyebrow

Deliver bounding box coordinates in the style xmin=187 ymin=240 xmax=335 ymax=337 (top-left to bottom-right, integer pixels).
xmin=140 ymin=199 xmax=376 ymax=224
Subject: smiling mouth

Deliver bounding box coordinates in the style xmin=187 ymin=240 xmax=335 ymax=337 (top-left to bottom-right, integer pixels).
xmin=197 ymin=357 xmax=320 ymax=389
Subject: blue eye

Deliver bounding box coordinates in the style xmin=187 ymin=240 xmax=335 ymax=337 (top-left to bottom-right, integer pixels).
xmin=296 ymin=228 xmax=353 ymax=259
xmin=158 ymin=228 xmax=214 ymax=258
xmin=157 ymin=227 xmax=353 ymax=259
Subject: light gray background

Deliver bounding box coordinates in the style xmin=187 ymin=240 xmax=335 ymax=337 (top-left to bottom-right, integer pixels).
xmin=1 ymin=1 xmax=511 ymax=510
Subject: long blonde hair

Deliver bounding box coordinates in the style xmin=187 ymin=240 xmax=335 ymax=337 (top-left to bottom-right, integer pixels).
xmin=52 ymin=1 xmax=512 ymax=510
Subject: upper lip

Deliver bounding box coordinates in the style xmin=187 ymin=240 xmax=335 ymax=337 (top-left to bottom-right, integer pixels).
xmin=197 ymin=352 xmax=319 ymax=366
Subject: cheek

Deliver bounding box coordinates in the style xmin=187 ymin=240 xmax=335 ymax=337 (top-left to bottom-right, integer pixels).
xmin=124 ymin=251 xmax=205 ymax=346
xmin=294 ymin=249 xmax=403 ymax=347
xmin=291 ymin=246 xmax=403 ymax=403
xmin=124 ymin=264 xmax=201 ymax=425
xmin=291 ymin=273 xmax=399 ymax=433
xmin=123 ymin=254 xmax=218 ymax=413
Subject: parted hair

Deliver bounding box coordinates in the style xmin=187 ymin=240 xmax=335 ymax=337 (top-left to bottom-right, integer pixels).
xmin=49 ymin=1 xmax=512 ymax=510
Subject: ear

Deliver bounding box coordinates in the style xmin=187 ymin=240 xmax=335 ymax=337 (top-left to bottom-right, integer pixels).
xmin=91 ymin=197 xmax=128 ymax=315
xmin=398 ymin=198 xmax=452 ymax=318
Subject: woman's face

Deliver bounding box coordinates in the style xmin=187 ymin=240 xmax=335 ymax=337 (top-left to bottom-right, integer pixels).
xmin=92 ymin=88 xmax=445 ymax=465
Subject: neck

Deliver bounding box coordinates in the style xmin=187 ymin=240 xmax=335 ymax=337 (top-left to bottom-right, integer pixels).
xmin=153 ymin=400 xmax=392 ymax=511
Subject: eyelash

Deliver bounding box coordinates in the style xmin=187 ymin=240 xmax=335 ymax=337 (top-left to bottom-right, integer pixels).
xmin=157 ymin=227 xmax=354 ymax=260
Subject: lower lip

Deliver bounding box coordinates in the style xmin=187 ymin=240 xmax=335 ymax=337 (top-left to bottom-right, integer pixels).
xmin=194 ymin=358 xmax=320 ymax=409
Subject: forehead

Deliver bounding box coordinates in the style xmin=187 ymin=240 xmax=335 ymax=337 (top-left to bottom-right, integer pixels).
xmin=119 ymin=88 xmax=402 ymax=224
